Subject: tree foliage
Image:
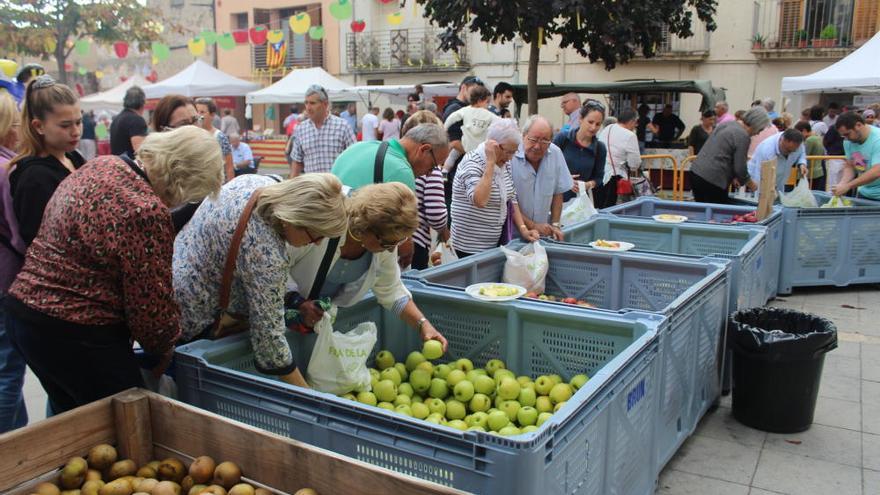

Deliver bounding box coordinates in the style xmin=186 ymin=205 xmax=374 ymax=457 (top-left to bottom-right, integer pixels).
xmin=416 ymin=0 xmax=718 ymax=113
xmin=0 ymin=0 xmax=174 ymax=85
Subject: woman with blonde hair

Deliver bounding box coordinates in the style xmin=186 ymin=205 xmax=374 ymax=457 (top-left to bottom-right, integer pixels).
xmin=5 ymin=125 xmax=224 ymax=413
xmin=287 ymin=181 xmax=448 ymax=353
xmin=173 ymin=173 xmax=348 ymax=387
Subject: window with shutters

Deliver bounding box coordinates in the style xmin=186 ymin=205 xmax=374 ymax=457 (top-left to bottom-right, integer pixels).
xmin=778 ymin=0 xmax=803 ymax=47
xmin=852 ymin=0 xmax=879 ymax=42
xmin=251 ymin=5 xmax=324 ymax=71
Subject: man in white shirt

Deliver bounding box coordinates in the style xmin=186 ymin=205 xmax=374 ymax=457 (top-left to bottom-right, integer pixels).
xmin=596 ymin=108 xmax=642 ymax=207
xmin=823 ymin=102 xmax=840 ymax=128
xmin=361 ymin=107 xmax=380 ymax=141
xmin=748 ymin=128 xmax=807 ymax=194
xmin=229 ymin=133 xmax=254 ymax=174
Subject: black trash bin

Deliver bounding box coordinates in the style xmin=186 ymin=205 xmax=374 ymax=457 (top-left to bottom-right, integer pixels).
xmin=730 ymin=307 xmax=837 ymax=433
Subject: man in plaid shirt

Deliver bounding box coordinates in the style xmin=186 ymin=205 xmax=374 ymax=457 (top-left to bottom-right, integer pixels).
xmin=290 ymin=85 xmax=356 ymax=176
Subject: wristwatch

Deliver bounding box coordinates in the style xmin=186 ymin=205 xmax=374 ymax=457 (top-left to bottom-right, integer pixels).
xmin=551 ymin=222 xmax=562 ymax=228
xmin=416 ymin=317 xmax=428 ymax=331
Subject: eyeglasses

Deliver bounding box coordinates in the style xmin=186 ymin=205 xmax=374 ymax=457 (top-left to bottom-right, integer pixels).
xmin=379 ymin=235 xmax=409 ymax=251
xmin=429 ymin=148 xmax=441 ymax=169
xmin=525 ymin=136 xmax=552 ymax=146
xmin=305 ymin=229 xmax=323 ymax=245
xmin=163 ymin=115 xmax=203 ymax=131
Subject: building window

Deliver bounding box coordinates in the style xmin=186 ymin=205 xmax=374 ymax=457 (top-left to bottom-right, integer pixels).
xmin=232 ymin=12 xmax=248 ymax=30
xmin=170 ymin=0 xmax=184 ymax=7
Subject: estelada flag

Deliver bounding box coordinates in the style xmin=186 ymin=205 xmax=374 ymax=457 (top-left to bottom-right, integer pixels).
xmin=267 ymin=41 xmax=287 ymax=68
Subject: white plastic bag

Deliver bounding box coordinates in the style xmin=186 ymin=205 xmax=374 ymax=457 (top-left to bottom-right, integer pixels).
xmin=780 ymin=178 xmax=819 ymax=208
xmin=501 ymin=241 xmax=549 ymax=293
xmin=306 ymin=311 xmax=377 ymax=395
xmin=561 ymin=182 xmax=598 ymax=225
xmin=431 ymin=241 xmax=458 ymax=266
xmin=820 ymin=195 xmax=853 ymax=208
xmin=140 ymin=370 xmax=178 ymax=399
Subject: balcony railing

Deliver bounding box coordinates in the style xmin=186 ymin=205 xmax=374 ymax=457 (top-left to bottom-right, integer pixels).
xmin=252 ymin=19 xmax=324 ymax=70
xmin=750 ymin=0 xmax=876 ymax=55
xmin=653 ymin=22 xmax=712 ymax=58
xmin=346 ymin=28 xmax=469 ymax=74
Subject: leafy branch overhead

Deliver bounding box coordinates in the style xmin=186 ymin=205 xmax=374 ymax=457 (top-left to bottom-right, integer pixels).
xmin=416 ymin=0 xmax=718 ymax=70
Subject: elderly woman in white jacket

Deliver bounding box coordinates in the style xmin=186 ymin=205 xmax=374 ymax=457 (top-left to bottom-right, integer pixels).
xmin=287 ymin=182 xmax=448 ymax=351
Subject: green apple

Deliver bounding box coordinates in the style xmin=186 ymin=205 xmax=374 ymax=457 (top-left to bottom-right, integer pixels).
xmin=548 ymin=374 xmax=563 ymax=384
xmin=426 ymin=398 xmax=447 ymax=416
xmin=409 ymin=369 xmax=432 ymax=394
xmin=467 ymin=411 xmax=489 ymax=428
xmin=434 ymin=363 xmax=452 ymax=379
xmin=487 ymin=410 xmax=510 ymax=432
xmin=498 ymin=425 xmax=521 ymax=436
xmin=369 ymin=368 xmax=380 ymax=381
xmin=446 ymin=369 xmax=466 ymax=388
xmin=487 ymin=407 xmax=500 ymax=415
xmin=493 ymin=369 xmax=516 ymax=386
xmin=377 ymin=401 xmax=395 ymax=411
xmin=549 ymin=383 xmax=573 ymax=404
xmin=394 ymin=394 xmax=411 ymax=407
xmin=425 ymin=413 xmax=444 ymax=424
xmin=473 ymin=375 xmax=496 ymax=396
xmin=554 ymin=401 xmax=567 ymax=412
xmin=380 ymin=367 xmax=402 ymax=387
xmin=428 ymin=378 xmax=449 ymax=399
xmin=516 ymin=376 xmax=533 ymax=387
xmin=374 ymin=379 xmax=397 ymax=403
xmin=416 ymin=361 xmax=434 ymax=375
xmin=410 ymin=395 xmax=423 ymax=404
xmin=496 ymin=377 xmax=521 ymax=401
xmin=395 ymin=404 xmax=412 ymax=416
xmin=536 ymin=412 xmax=553 ymax=426
xmin=469 ymin=393 xmax=491 ymax=413
xmin=422 ymin=339 xmax=444 ymax=360
xmin=570 ymin=374 xmax=589 ymax=390
xmin=356 ymin=391 xmax=377 ymax=406
xmin=467 ymin=425 xmax=486 ymax=432
xmin=521 ymin=425 xmax=538 ymax=434
xmin=454 ymin=358 xmax=474 ymax=372
xmin=341 ymin=392 xmax=356 ymax=401
xmin=521 ymin=381 xmax=536 ymax=392
xmin=534 ymin=375 xmax=554 ymax=396
xmin=445 ymin=399 xmax=467 ymax=420
xmin=394 ymin=363 xmax=409 ymax=382
xmin=500 ymin=400 xmax=521 ymax=422
xmin=535 ymin=396 xmax=553 ymax=413
xmin=517 ymin=387 xmax=537 ymax=407
xmin=484 ymin=359 xmax=506 ymax=376
xmin=398 ymin=382 xmax=414 ymax=398
xmin=411 ymin=402 xmax=430 ymax=419
xmin=516 ymin=406 xmax=538 ymax=426
xmin=453 ymin=380 xmax=475 ymax=402
xmin=405 ymin=351 xmax=426 ymax=372
xmin=447 ymin=419 xmax=468 ymax=431
xmin=371 ymin=376 xmax=380 ymax=391
xmin=466 ymin=369 xmax=487 ymax=382
xmin=375 ymin=350 xmax=395 ymax=370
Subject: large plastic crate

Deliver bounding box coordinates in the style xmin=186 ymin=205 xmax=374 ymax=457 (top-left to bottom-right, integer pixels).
xmin=176 ymin=287 xmax=663 ymax=495
xmin=554 ymin=213 xmax=766 ymax=311
xmin=603 ymin=197 xmax=783 ymax=304
xmin=404 ymin=244 xmax=730 ymax=470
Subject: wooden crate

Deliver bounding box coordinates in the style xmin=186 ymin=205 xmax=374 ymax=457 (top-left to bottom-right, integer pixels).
xmin=0 ymin=389 xmax=466 ymax=495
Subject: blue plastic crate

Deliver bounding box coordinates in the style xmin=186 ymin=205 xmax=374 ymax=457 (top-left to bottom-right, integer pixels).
xmin=554 ymin=213 xmax=766 ymax=312
xmin=404 ymin=244 xmax=730 ymax=471
xmin=175 ymin=287 xmax=663 ymax=495
xmin=603 ymin=197 xmax=783 ymax=304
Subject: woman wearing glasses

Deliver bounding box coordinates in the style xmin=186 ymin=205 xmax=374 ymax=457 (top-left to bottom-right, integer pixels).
xmin=286 ymin=182 xmax=449 ymax=354
xmin=450 ymin=119 xmax=541 ymax=258
xmin=151 ymin=94 xmax=200 ymax=131
xmin=553 ymin=100 xmax=607 ymax=206
xmin=172 ymin=173 xmax=349 ymax=387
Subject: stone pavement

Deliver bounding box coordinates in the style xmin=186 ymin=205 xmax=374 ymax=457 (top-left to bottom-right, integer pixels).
xmin=20 ymin=287 xmax=878 ymax=494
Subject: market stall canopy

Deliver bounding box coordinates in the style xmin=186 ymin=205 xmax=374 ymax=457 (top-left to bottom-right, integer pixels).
xmin=80 ymin=75 xmax=152 ymax=112
xmin=345 ymin=83 xmax=459 ymax=104
xmin=143 ymin=60 xmax=259 ymax=99
xmin=246 ymin=67 xmax=353 ymax=104
xmin=510 ymin=79 xmax=725 ymax=112
xmin=782 ymin=31 xmax=880 ymax=94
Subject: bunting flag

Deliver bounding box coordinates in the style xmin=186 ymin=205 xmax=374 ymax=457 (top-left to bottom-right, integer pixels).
xmin=267 ymin=41 xmax=287 ymax=68
xmin=75 ymin=39 xmax=90 ymax=56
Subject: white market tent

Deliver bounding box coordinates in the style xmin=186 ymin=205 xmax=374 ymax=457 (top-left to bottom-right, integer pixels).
xmin=80 ymin=75 xmax=152 ymax=112
xmin=782 ymin=31 xmax=880 ymax=95
xmin=346 ymin=83 xmax=460 ymax=104
xmin=143 ymin=60 xmax=259 ymax=99
xmin=246 ymin=67 xmax=353 ymax=104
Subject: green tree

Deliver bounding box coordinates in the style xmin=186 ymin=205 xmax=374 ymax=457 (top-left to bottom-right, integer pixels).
xmin=0 ymin=0 xmax=172 ymax=85
xmin=417 ymin=0 xmax=718 ymax=114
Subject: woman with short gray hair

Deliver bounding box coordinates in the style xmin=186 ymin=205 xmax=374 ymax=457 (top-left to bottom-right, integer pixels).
xmin=450 ymin=119 xmax=540 ymax=257
xmin=689 ymin=106 xmax=771 ymax=204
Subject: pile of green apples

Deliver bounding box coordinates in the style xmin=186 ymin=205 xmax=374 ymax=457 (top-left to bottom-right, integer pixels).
xmin=338 ymin=340 xmax=589 ymax=437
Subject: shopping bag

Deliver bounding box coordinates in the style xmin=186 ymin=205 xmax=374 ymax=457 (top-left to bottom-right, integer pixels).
xmin=561 ymin=182 xmax=598 ymax=225
xmin=630 ymin=171 xmax=657 ymax=197
xmin=780 ymin=178 xmax=819 ymax=208
xmin=306 ymin=310 xmax=377 ymax=395
xmin=501 ymin=241 xmax=549 ymax=293
xmin=431 ymin=241 xmax=458 ymax=266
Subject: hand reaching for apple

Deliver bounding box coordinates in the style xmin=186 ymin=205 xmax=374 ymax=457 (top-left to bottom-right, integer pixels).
xmin=420 ymin=321 xmax=448 ymax=353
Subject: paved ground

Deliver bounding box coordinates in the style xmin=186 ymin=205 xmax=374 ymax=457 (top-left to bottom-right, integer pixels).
xmin=21 ymin=287 xmax=878 ymax=494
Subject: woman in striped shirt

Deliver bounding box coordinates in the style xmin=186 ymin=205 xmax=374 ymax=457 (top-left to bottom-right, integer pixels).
xmin=402 ymin=111 xmax=450 ymax=269
xmin=450 ymin=119 xmax=540 ymax=258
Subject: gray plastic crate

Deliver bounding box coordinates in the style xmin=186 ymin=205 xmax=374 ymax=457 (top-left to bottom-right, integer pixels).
xmin=603 ymin=197 xmax=782 ymax=305
xmin=404 ymin=244 xmax=730 ymax=470
xmin=176 ymin=287 xmax=663 ymax=495
xmin=554 ymin=213 xmax=766 ymax=311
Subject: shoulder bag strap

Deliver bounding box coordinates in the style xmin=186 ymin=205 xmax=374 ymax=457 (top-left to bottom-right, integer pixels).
xmin=307 ymin=236 xmax=341 ymax=300
xmin=218 ymin=189 xmax=262 ymax=313
xmin=607 ymin=127 xmax=619 ymax=176
xmin=374 ymin=141 xmax=390 ymax=184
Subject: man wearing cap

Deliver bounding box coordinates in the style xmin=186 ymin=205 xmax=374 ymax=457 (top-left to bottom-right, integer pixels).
xmin=290 ymin=84 xmax=355 ymax=177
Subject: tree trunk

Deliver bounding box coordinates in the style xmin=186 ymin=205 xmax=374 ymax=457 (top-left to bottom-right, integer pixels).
xmin=55 ymin=43 xmax=68 ymax=86
xmin=527 ymin=28 xmax=540 ymax=116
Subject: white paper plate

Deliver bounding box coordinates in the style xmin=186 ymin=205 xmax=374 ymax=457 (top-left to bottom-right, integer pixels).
xmin=465 ymin=283 xmax=527 ymax=302
xmin=588 ymin=240 xmax=635 ymax=252
xmin=652 ymin=214 xmax=688 ymax=224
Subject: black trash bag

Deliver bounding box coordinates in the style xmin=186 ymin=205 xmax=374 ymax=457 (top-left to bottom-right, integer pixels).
xmin=730 ymin=307 xmax=837 ymax=360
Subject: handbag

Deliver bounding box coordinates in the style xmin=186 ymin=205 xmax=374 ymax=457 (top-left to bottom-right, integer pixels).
xmin=609 ymin=127 xmax=635 ymax=195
